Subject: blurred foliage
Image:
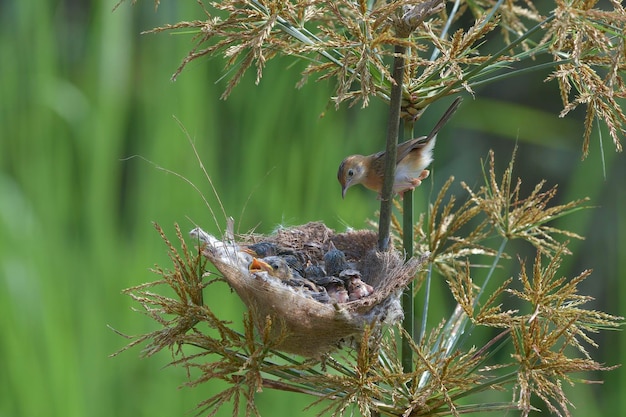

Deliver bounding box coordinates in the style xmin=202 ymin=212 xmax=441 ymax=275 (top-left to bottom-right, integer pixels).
xmin=0 ymin=1 xmax=623 ymax=417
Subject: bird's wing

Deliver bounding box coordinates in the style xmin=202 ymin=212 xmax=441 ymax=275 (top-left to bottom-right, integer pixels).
xmin=395 ymin=136 xmax=429 ymax=163
xmin=371 ymin=148 xmax=386 ymax=162
xmin=371 ymin=97 xmax=463 ymax=171
xmin=370 ymin=135 xmax=426 ymax=167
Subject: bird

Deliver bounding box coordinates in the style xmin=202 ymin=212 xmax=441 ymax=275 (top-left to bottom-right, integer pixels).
xmin=339 ymin=269 xmax=374 ymax=301
xmin=249 ymin=256 xmax=296 ymax=281
xmin=337 ymin=97 xmax=462 ymax=199
xmin=304 ymin=264 xmax=327 ymax=280
xmin=244 ymin=241 xmax=295 ymax=257
xmin=326 ymin=283 xmax=349 ymax=304
xmin=323 ymin=242 xmax=350 ymax=277
xmin=249 ymin=256 xmax=330 ymax=301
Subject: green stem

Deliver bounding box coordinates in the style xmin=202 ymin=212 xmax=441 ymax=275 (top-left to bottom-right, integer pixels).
xmin=378 ymin=45 xmax=406 ymax=251
xmin=418 ymin=237 xmax=509 ymax=389
xmin=474 ymin=237 xmax=508 ymax=307
xmin=469 ymin=58 xmax=573 ymax=89
xmin=464 ymin=13 xmax=555 ymax=80
xmin=401 ymin=121 xmax=415 ymax=373
xmin=419 ymin=263 xmax=433 ymax=343
xmin=444 ymin=237 xmax=509 ymax=353
xmin=429 ymin=0 xmax=461 ymax=61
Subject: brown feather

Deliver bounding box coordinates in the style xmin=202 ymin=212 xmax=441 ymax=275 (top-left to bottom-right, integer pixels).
xmin=369 ymin=97 xmax=462 ymax=178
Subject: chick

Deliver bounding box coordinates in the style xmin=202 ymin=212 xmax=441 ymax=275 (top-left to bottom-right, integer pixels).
xmin=346 ymin=278 xmax=375 ymax=301
xmin=340 ymin=269 xmax=374 ymax=301
xmin=249 ymin=256 xmax=296 ymax=281
xmin=310 ymin=289 xmax=331 ymax=304
xmin=326 ymin=281 xmax=349 ymax=304
xmin=309 ymin=275 xmax=340 ymax=286
xmin=282 ymin=254 xmax=306 ymax=277
xmin=245 ymin=241 xmax=302 ymax=258
xmin=250 ymin=256 xmax=330 ymax=303
xmin=285 ymin=276 xmax=331 ymax=302
xmin=304 ymin=264 xmax=327 ymax=280
xmin=323 ymin=242 xmax=349 ymax=277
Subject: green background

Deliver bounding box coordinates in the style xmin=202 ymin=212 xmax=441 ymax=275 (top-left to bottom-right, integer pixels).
xmin=1 ymin=1 xmax=623 ymax=416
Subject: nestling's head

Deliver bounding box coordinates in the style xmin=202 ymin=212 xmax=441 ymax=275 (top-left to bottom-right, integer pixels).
xmin=337 ymin=155 xmax=367 ymax=198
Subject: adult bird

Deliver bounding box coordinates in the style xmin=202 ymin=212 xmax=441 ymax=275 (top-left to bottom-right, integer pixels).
xmin=338 ymin=97 xmax=462 ymax=198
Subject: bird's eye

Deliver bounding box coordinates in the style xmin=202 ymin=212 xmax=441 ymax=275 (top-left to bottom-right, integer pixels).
xmin=347 ymin=169 xmax=354 ymax=177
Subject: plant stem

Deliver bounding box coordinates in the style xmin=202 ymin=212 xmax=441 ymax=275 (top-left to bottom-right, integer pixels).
xmin=419 ymin=263 xmax=432 ymax=343
xmin=474 ymin=237 xmax=508 ymax=307
xmin=378 ymin=45 xmax=406 ymax=251
xmin=401 ymin=123 xmax=414 ymax=373
xmin=384 ymin=0 xmax=447 ymax=384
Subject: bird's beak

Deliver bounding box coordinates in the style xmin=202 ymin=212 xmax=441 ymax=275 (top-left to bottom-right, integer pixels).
xmin=249 ymin=258 xmax=273 ymax=273
xmin=341 ymin=186 xmax=347 ymax=199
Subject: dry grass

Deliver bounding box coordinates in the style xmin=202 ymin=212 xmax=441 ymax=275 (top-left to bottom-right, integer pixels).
xmin=117 ymin=0 xmax=626 ymax=154
xmin=112 ymin=1 xmax=625 ymax=415
xmin=116 ymin=150 xmax=622 ymax=417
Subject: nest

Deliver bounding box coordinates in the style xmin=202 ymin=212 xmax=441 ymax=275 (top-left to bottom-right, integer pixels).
xmin=191 ymin=222 xmax=424 ymax=357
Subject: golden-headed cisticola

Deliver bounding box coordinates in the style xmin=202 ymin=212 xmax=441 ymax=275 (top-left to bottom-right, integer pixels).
xmin=337 ymin=97 xmax=462 ymax=199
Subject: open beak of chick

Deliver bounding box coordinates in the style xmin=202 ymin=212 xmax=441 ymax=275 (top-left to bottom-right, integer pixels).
xmin=249 ymin=257 xmax=274 ymax=273
xmin=249 ymin=256 xmax=294 ymax=281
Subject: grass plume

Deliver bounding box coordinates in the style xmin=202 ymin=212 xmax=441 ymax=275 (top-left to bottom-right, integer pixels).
xmin=116 ymin=152 xmax=622 ymax=417
xmin=112 ymin=1 xmax=625 ymax=415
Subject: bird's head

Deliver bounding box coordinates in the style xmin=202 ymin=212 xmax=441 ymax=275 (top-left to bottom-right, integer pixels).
xmin=249 ymin=256 xmax=292 ymax=281
xmin=337 ymin=155 xmax=367 ymax=198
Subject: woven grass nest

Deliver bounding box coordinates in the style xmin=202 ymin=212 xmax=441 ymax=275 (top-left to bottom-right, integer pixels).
xmin=191 ymin=222 xmax=424 ymax=357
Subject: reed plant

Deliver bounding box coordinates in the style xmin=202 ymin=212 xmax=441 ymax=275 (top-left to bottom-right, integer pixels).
xmin=113 ymin=1 xmax=625 ymax=416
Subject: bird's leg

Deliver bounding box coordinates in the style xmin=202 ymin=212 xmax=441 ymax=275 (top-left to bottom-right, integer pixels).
xmin=397 ymin=170 xmax=431 ymax=199
xmin=406 ymin=169 xmax=430 ymax=189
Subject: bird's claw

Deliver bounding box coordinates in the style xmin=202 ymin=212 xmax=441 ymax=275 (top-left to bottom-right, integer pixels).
xmin=397 ymin=169 xmax=431 ymax=199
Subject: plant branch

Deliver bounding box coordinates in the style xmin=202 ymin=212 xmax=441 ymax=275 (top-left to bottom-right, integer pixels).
xmin=378 ymin=45 xmax=405 ymax=251
xmin=401 ymin=122 xmax=414 ymax=373
xmin=379 ymin=0 xmax=447 ymax=250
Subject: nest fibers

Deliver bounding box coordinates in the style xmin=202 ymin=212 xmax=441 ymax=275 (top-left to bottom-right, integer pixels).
xmin=191 ymin=222 xmax=425 ymax=357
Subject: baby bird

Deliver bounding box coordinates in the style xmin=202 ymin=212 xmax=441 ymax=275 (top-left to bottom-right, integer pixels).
xmin=340 ymin=269 xmax=374 ymax=301
xmin=304 ymin=264 xmax=327 ymax=280
xmin=249 ymin=256 xmax=295 ymax=281
xmin=244 ymin=241 xmax=296 ymax=257
xmin=323 ymin=242 xmax=349 ymax=277
xmin=338 ymin=97 xmax=462 ymax=198
xmin=250 ymin=256 xmax=330 ymax=302
xmin=326 ymin=281 xmax=349 ymax=304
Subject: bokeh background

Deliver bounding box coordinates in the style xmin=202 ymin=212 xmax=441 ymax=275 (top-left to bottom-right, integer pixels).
xmin=1 ymin=1 xmax=623 ymax=416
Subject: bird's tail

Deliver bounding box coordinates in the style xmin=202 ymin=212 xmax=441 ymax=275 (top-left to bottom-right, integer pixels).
xmin=426 ymin=96 xmax=463 ymax=140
